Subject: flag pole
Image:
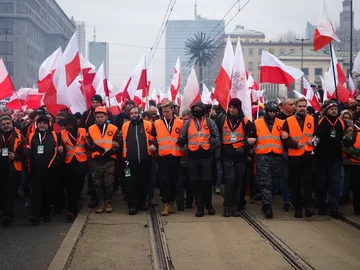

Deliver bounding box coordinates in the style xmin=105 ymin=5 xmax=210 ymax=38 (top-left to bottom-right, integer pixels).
xmin=329 ymin=43 xmax=339 ymax=102
xmin=80 ymin=69 xmax=89 ymax=110
xmin=13 ymin=90 xmax=23 ymax=110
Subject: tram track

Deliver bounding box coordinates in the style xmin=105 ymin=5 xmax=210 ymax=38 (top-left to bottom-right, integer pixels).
xmin=339 ymin=213 xmax=360 ymax=230
xmin=240 ymin=210 xmax=315 ymax=270
xmin=148 ymin=206 xmax=173 ymax=270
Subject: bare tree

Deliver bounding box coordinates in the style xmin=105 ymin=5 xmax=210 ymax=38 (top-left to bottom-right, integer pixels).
xmin=273 ymin=30 xmax=299 ymax=43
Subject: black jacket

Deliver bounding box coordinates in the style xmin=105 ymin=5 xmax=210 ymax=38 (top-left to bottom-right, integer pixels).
xmin=115 ymin=112 xmax=131 ymax=130
xmin=29 ymin=129 xmax=64 ymax=174
xmin=80 ymin=109 xmax=115 ymax=131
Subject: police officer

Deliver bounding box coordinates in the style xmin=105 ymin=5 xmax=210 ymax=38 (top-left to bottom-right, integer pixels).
xmin=87 ymin=106 xmax=121 ymax=214
xmin=254 ymin=101 xmax=284 ymax=219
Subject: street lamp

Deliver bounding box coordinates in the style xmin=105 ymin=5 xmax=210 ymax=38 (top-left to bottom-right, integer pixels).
xmin=296 ymin=38 xmax=309 ymax=94
xmin=349 ymin=0 xmax=354 ymax=76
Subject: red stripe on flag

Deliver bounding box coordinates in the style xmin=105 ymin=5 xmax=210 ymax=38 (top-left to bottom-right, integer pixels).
xmin=65 ymin=53 xmax=81 ymax=87
xmin=260 ymin=66 xmax=296 ymax=89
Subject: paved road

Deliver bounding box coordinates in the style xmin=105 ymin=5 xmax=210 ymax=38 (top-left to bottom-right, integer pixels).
xmin=0 ymin=197 xmax=83 ymax=270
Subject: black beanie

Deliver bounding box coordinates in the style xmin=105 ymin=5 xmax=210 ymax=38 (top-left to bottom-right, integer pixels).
xmin=228 ymin=98 xmax=242 ymax=111
xmin=36 ymin=115 xmax=50 ymax=125
xmin=92 ymin=94 xmax=103 ymax=104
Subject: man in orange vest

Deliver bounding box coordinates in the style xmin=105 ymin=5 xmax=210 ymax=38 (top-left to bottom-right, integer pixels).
xmin=282 ymin=97 xmax=316 ymax=218
xmin=121 ymin=106 xmax=155 ymax=215
xmin=87 ymin=106 xmax=121 ymax=214
xmin=60 ymin=115 xmax=88 ymax=220
xmin=254 ymin=101 xmax=285 ymax=219
xmin=177 ymin=101 xmax=220 ymax=217
xmin=216 ymin=98 xmax=256 ymax=217
xmin=152 ymin=100 xmax=183 ymax=216
xmin=0 ymin=116 xmax=30 ymax=226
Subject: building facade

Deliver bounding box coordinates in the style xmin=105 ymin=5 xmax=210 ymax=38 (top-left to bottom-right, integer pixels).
xmin=0 ymin=0 xmax=75 ymax=90
xmin=88 ymin=42 xmax=109 ymax=77
xmin=165 ymin=17 xmax=225 ymax=91
xmin=76 ymin=21 xmax=86 ymax=57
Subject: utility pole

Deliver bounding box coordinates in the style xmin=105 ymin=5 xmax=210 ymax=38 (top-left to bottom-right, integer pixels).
xmin=296 ymin=38 xmax=309 ymax=93
xmin=349 ymin=0 xmax=353 ymax=75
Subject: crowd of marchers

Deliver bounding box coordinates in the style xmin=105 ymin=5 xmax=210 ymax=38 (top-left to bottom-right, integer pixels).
xmin=1 ymin=92 xmax=360 ymax=227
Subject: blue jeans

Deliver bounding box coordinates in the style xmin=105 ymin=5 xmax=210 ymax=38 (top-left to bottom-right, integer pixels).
xmin=280 ymin=151 xmax=291 ymax=204
xmin=215 ymin=159 xmax=223 ymax=188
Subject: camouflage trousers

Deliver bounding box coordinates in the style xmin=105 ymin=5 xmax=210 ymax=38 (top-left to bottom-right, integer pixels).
xmin=256 ymin=154 xmax=282 ymax=205
xmin=93 ymin=160 xmax=115 ymax=202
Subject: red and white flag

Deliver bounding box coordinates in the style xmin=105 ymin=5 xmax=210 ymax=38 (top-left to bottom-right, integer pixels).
xmin=0 ymin=58 xmax=15 ymax=100
xmin=170 ymin=57 xmax=180 ymax=102
xmin=123 ymin=53 xmax=147 ymax=100
xmin=24 ymin=93 xmax=44 ymax=109
xmin=314 ymin=1 xmax=340 ymax=51
xmin=247 ymin=71 xmax=259 ymax=90
xmin=303 ymin=77 xmax=320 ymax=111
xmin=201 ymin=83 xmax=213 ymax=105
xmin=38 ymin=47 xmax=62 ymax=90
xmin=251 ymin=89 xmax=265 ymax=104
xmin=320 ymin=75 xmax=329 ymax=102
xmin=92 ymin=62 xmax=110 ymax=100
xmin=353 ymin=51 xmax=360 ymax=74
xmin=105 ymin=97 xmax=121 ymax=115
xmin=260 ymin=51 xmax=304 ymax=89
xmin=6 ymin=88 xmax=36 ymax=110
xmin=324 ymin=45 xmax=346 ymax=95
xmin=349 ymin=75 xmax=357 ymax=97
xmin=180 ymin=66 xmax=201 ymax=115
xmin=214 ymin=36 xmax=234 ymax=111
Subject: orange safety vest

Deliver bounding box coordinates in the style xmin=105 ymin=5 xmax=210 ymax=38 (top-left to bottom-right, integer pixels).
xmin=221 ymin=117 xmax=249 ymax=149
xmin=254 ymin=118 xmax=284 ymax=155
xmin=61 ymin=128 xmax=87 ymax=163
xmin=121 ymin=120 xmax=154 ymax=158
xmin=29 ymin=131 xmax=58 ymax=170
xmin=154 ymin=118 xmax=183 ymax=157
xmin=347 ymin=127 xmax=360 ymax=163
xmin=3 ymin=130 xmax=24 ymax=171
xmin=287 ymin=115 xmax=314 ymax=157
xmin=188 ymin=118 xmax=211 ymax=151
xmin=89 ymin=124 xmax=118 ymax=160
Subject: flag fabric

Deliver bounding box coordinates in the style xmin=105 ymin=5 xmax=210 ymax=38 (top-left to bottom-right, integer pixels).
xmin=170 ymin=57 xmax=180 ymax=102
xmin=24 ymin=93 xmax=44 ymax=109
xmin=260 ymin=51 xmax=304 ymax=88
xmin=105 ymin=97 xmax=121 ymax=115
xmin=303 ymin=78 xmax=320 ymax=111
xmin=320 ymin=75 xmax=329 ymax=102
xmin=313 ymin=1 xmax=340 ymax=51
xmin=231 ymin=38 xmax=252 ymax=120
xmin=214 ymin=36 xmax=234 ymax=111
xmin=0 ymin=58 xmax=15 ymax=100
xmin=38 ymin=47 xmax=62 ymax=94
xmin=324 ymin=46 xmax=346 ymax=96
xmin=247 ymin=71 xmax=259 ymax=90
xmin=349 ymin=75 xmax=357 ymax=97
xmin=180 ymin=66 xmax=201 ymax=115
xmin=353 ymin=51 xmax=360 ymax=74
xmin=6 ymin=88 xmax=36 ymax=110
xmin=201 ymin=83 xmax=213 ymax=104
xmin=62 ymin=33 xmax=81 ymax=87
xmin=123 ymin=53 xmax=147 ymax=100
xmin=251 ymin=89 xmax=265 ymax=104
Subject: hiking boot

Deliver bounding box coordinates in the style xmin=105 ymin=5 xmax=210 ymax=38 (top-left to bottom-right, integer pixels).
xmin=223 ymin=207 xmax=231 ymax=217
xmin=262 ymin=204 xmax=273 ymax=219
xmin=29 ymin=215 xmax=40 ymax=225
xmin=207 ymin=207 xmax=216 ymax=216
xmin=105 ymin=201 xmax=113 ymax=213
xmin=294 ymin=209 xmax=303 ymax=218
xmin=231 ymin=207 xmax=241 ymax=217
xmin=195 ymin=206 xmax=205 ymax=217
xmin=129 ymin=208 xmax=138 ymax=215
xmin=282 ymin=203 xmax=294 ymax=212
xmin=95 ymin=201 xmax=105 ymax=214
xmin=305 ymin=208 xmax=315 ymax=217
xmin=169 ymin=202 xmax=176 ymax=213
xmin=161 ymin=203 xmax=170 ymax=216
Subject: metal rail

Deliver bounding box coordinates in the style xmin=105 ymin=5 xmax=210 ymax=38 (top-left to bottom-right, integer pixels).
xmin=148 ymin=206 xmax=173 ymax=270
xmin=339 ymin=214 xmax=360 ymax=231
xmin=240 ymin=210 xmax=315 ymax=270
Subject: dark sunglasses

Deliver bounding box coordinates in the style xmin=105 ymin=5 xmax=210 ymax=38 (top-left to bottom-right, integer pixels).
xmin=267 ymin=110 xmax=278 ymax=113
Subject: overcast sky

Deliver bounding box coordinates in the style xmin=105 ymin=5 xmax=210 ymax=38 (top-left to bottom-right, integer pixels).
xmin=57 ymin=0 xmax=360 ymax=90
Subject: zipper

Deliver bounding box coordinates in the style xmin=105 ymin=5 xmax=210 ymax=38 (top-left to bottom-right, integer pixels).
xmin=135 ymin=124 xmax=140 ymax=163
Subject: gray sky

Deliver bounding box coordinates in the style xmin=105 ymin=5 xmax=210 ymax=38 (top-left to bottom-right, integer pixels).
xmin=58 ymin=0 xmax=360 ymax=90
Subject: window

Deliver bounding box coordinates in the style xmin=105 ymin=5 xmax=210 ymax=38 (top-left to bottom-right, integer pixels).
xmin=258 ymin=48 xmax=263 ymax=56
xmin=0 ymin=3 xmax=5 ymax=13
xmin=279 ymin=49 xmax=285 ymax=56
xmin=315 ymin=68 xmax=323 ymax=76
xmin=303 ymin=68 xmax=309 ymax=75
xmin=290 ymin=49 xmax=295 ymax=54
xmin=7 ymin=42 xmax=13 ymax=55
xmin=0 ymin=41 xmax=4 ymax=54
xmin=6 ymin=62 xmax=13 ymax=75
xmin=269 ymin=48 xmax=274 ymax=54
xmin=6 ymin=3 xmax=13 ymax=13
xmin=249 ymin=48 xmax=253 ymax=56
xmin=249 ymin=62 xmax=254 ymax=71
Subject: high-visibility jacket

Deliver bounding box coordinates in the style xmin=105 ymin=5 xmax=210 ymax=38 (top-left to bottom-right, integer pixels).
xmin=287 ymin=115 xmax=314 ymax=157
xmin=89 ymin=124 xmax=118 ymax=159
xmin=347 ymin=127 xmax=360 ymax=163
xmin=318 ymin=116 xmax=345 ymax=130
xmin=61 ymin=128 xmax=87 ymax=163
xmin=188 ymin=118 xmax=211 ymax=151
xmin=154 ymin=118 xmax=183 ymax=157
xmin=6 ymin=129 xmax=23 ymax=171
xmin=221 ymin=117 xmax=249 ymax=149
xmin=29 ymin=131 xmax=58 ymax=170
xmin=254 ymin=118 xmax=284 ymax=155
xmin=122 ymin=120 xmax=153 ymax=158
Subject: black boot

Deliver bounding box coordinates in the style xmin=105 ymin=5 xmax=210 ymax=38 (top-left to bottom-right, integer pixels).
xmin=207 ymin=207 xmax=216 ymax=216
xmin=305 ymin=208 xmax=315 ymax=217
xmin=262 ymin=204 xmax=273 ymax=219
xmin=195 ymin=206 xmax=204 ymax=217
xmin=223 ymin=207 xmax=231 ymax=217
xmin=88 ymin=199 xmax=98 ymax=209
xmin=231 ymin=207 xmax=241 ymax=217
xmin=330 ymin=208 xmax=340 ymax=219
xmin=294 ymin=209 xmax=303 ymax=218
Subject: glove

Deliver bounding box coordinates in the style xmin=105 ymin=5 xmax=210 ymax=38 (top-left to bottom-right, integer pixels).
xmin=95 ymin=145 xmax=106 ymax=154
xmin=235 ymin=147 xmax=244 ymax=154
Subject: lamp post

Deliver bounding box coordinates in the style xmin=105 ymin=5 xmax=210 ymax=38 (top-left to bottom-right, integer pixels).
xmin=296 ymin=38 xmax=309 ymax=94
xmin=349 ymin=0 xmax=353 ymax=76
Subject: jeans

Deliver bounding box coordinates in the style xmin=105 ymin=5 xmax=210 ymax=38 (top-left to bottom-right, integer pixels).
xmin=215 ymin=159 xmax=224 ymax=188
xmin=280 ymin=151 xmax=291 ymax=204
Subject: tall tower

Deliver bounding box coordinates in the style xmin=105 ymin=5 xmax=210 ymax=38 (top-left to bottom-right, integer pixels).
xmin=340 ymin=0 xmax=352 ymax=33
xmin=194 ymin=0 xmax=198 ymax=20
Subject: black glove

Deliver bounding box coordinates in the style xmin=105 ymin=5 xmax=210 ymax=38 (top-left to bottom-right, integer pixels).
xmin=95 ymin=145 xmax=106 ymax=154
xmin=235 ymin=147 xmax=244 ymax=154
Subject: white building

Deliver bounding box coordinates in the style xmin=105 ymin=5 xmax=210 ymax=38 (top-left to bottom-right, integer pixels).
xmin=76 ymin=21 xmax=86 ymax=57
xmin=88 ymin=42 xmax=109 ymax=77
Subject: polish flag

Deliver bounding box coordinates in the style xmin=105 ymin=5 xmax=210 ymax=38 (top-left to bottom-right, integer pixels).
xmin=24 ymin=93 xmax=44 ymax=109
xmin=324 ymin=46 xmax=346 ymax=95
xmin=170 ymin=57 xmax=181 ymax=102
xmin=214 ymin=36 xmax=234 ymax=111
xmin=251 ymin=89 xmax=265 ymax=104
xmin=0 ymin=58 xmax=15 ymax=100
xmin=320 ymin=75 xmax=329 ymax=102
xmin=80 ymin=55 xmax=95 ymax=75
xmin=176 ymin=92 xmax=182 ymax=107
xmin=202 ymin=83 xmax=213 ymax=104
xmin=158 ymin=88 xmax=170 ymax=104
xmin=92 ymin=62 xmax=108 ymax=100
xmin=231 ymin=38 xmax=252 ymax=120
xmin=6 ymin=88 xmax=36 ymax=110
xmin=105 ymin=97 xmax=121 ymax=115
xmin=330 ymin=83 xmax=350 ymax=103
xmin=38 ymin=47 xmax=62 ymax=94
xmin=123 ymin=53 xmax=147 ymax=100
xmin=260 ymin=51 xmax=304 ymax=89
xmin=349 ymin=75 xmax=357 ymax=97
xmin=133 ymin=90 xmax=146 ymax=108
xmin=314 ymin=1 xmax=340 ymax=51
xmin=180 ymin=66 xmax=201 ymax=115
xmin=247 ymin=71 xmax=259 ymax=90
xmin=353 ymin=51 xmax=360 ymax=74
xmin=303 ymin=77 xmax=320 ymax=111
xmin=67 ymin=79 xmax=87 ymax=114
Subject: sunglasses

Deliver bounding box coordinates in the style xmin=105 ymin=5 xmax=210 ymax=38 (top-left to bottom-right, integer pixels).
xmin=267 ymin=110 xmax=277 ymax=113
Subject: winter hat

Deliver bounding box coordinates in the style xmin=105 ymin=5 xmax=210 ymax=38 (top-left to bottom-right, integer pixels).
xmin=228 ymin=98 xmax=242 ymax=111
xmin=74 ymin=112 xmax=82 ymax=119
xmin=36 ymin=115 xmax=49 ymax=125
xmin=325 ymin=103 xmax=337 ymax=112
xmin=92 ymin=94 xmax=103 ymax=104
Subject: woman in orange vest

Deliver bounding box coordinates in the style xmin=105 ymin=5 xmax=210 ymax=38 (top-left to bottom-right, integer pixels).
xmin=60 ymin=115 xmax=88 ymax=220
xmin=0 ymin=116 xmax=30 ymax=227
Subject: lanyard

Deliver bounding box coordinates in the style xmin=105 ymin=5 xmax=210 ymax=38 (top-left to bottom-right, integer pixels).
xmin=68 ymin=131 xmax=79 ymax=142
xmin=99 ymin=124 xmax=106 ymax=137
xmin=38 ymin=133 xmax=47 ymax=145
xmin=164 ymin=118 xmax=173 ymax=132
xmin=228 ymin=118 xmax=240 ymax=131
xmin=2 ymin=133 xmax=13 ymax=147
xmin=325 ymin=117 xmax=339 ymax=129
xmin=196 ymin=117 xmax=204 ymax=132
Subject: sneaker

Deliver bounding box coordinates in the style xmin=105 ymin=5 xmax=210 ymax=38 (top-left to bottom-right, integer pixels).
xmin=305 ymin=208 xmax=315 ymax=217
xmin=215 ymin=187 xmax=221 ymax=195
xmin=282 ymin=203 xmax=294 ymax=212
xmin=29 ymin=215 xmax=40 ymax=225
xmin=2 ymin=216 xmax=13 ymax=227
xmin=195 ymin=206 xmax=204 ymax=217
xmin=223 ymin=207 xmax=231 ymax=217
xmin=294 ymin=209 xmax=303 ymax=218
xmin=25 ymin=197 xmax=32 ymax=208
xmin=207 ymin=207 xmax=216 ymax=216
xmin=231 ymin=208 xmax=241 ymax=217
